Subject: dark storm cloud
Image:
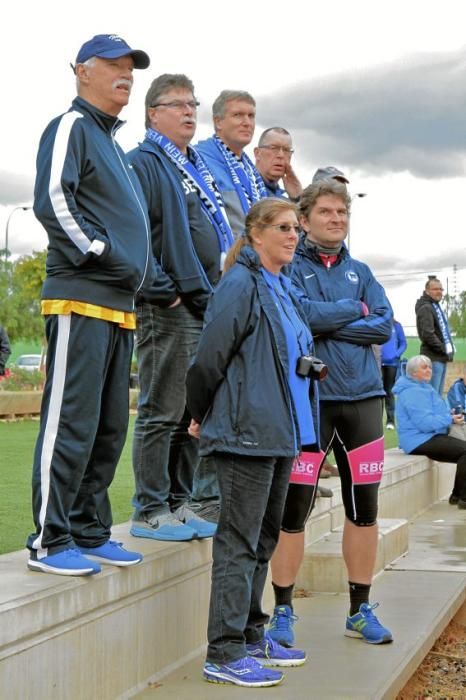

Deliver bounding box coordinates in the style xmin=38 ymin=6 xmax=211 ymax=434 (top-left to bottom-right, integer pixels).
xmin=257 ymin=48 xmax=466 ymax=178
xmin=0 ymin=171 xmax=34 ymax=205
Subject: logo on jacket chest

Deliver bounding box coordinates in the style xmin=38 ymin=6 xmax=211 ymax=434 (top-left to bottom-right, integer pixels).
xmin=345 ymin=270 xmax=359 ymax=284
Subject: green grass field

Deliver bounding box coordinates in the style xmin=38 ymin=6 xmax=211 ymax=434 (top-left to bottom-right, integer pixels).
xmin=0 ymin=416 xmax=399 ymax=555
xmin=8 ymin=336 xmax=466 ymax=366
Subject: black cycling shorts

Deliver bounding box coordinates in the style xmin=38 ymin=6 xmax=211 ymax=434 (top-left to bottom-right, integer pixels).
xmin=281 ymin=397 xmax=384 ymax=532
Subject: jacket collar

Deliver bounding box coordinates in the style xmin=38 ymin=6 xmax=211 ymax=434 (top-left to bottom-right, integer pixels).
xmin=71 ymin=96 xmax=124 ymax=134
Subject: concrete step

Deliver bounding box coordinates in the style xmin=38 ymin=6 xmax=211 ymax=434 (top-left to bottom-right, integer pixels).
xmin=133 ymin=500 xmax=466 ymax=700
xmin=0 ymin=452 xmax=459 ymax=700
xmin=297 ymin=518 xmax=408 ymax=592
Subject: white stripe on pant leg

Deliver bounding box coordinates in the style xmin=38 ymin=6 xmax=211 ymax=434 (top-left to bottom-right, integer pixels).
xmin=32 ymin=314 xmax=71 ymax=556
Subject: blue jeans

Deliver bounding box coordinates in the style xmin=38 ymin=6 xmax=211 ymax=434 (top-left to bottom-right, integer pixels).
xmin=132 ymin=302 xmax=202 ymax=516
xmin=207 ymin=452 xmax=294 ymax=663
xmin=430 ymin=361 xmax=447 ymax=396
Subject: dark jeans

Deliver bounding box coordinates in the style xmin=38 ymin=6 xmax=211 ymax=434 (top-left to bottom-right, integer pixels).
xmin=132 ymin=302 xmax=202 ymax=516
xmin=207 ymin=452 xmax=293 ymax=664
xmin=382 ymin=364 xmax=398 ymax=424
xmin=411 ymin=434 xmax=466 ymax=499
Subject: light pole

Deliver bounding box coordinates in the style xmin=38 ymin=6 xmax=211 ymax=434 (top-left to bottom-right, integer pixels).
xmin=347 ymin=193 xmax=367 ymax=252
xmin=4 ymin=205 xmax=32 ymax=268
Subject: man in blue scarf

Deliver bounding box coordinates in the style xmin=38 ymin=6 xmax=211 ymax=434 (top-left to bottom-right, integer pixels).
xmin=128 ymin=74 xmax=226 ymax=542
xmin=415 ymin=276 xmax=454 ymax=396
xmin=196 ymin=90 xmax=267 ymax=238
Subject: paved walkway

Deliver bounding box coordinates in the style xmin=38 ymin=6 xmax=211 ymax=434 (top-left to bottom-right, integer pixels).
xmin=134 ymin=500 xmax=466 ymax=700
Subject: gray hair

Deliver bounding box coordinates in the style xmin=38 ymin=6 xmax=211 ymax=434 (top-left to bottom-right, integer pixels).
xmin=145 ymin=74 xmax=195 ymax=129
xmin=212 ymin=90 xmax=255 ymax=119
xmin=406 ymin=355 xmax=432 ymax=377
xmin=76 ymin=56 xmax=96 ymax=91
xmin=299 ymin=179 xmax=351 ymax=219
xmin=258 ymin=127 xmax=290 ymax=147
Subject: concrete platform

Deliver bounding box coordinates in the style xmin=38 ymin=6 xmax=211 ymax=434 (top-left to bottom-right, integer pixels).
xmin=0 ymin=452 xmax=462 ymax=700
xmin=133 ymin=500 xmax=466 ymax=700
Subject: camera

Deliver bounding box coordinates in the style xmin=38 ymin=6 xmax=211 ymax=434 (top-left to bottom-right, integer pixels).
xmin=296 ymin=355 xmax=328 ymax=381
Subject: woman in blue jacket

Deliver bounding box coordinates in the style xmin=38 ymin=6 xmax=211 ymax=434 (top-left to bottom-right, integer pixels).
xmin=394 ymin=355 xmax=466 ymax=507
xmin=186 ymin=198 xmax=317 ymax=688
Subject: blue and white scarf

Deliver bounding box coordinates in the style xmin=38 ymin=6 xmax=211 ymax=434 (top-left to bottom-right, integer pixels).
xmin=433 ymin=302 xmax=454 ymax=357
xmin=213 ymin=135 xmax=268 ymax=214
xmin=145 ymin=129 xmax=234 ymax=268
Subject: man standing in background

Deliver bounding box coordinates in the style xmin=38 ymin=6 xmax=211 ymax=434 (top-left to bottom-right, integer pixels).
xmin=415 ymin=276 xmax=454 ymax=395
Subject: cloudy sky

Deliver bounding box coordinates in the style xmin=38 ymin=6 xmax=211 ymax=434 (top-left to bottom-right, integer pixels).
xmin=3 ymin=0 xmax=466 ymax=332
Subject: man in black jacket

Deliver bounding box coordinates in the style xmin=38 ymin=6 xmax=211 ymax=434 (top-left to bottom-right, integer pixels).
xmin=415 ymin=276 xmax=454 ymax=395
xmin=27 ymin=34 xmax=151 ymax=577
xmin=128 ymin=74 xmax=224 ymax=543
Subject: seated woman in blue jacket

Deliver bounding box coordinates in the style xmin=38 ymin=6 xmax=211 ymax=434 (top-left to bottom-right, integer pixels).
xmin=186 ymin=198 xmax=318 ymax=688
xmin=393 ymin=354 xmax=466 ymax=508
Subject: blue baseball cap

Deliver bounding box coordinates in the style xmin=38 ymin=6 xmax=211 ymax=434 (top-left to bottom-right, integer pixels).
xmin=75 ymin=34 xmax=150 ymax=69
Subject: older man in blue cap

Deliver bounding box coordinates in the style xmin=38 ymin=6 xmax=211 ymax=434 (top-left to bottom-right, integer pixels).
xmin=27 ymin=35 xmax=154 ymax=576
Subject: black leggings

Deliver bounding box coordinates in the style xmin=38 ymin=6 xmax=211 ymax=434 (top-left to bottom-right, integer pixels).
xmin=411 ymin=434 xmax=466 ymax=500
xmin=281 ymin=397 xmax=384 ymax=533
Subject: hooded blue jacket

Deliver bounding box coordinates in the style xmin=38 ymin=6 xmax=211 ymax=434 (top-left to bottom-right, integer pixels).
xmin=34 ymin=97 xmax=153 ymax=312
xmin=393 ymin=375 xmax=452 ymax=453
xmin=446 ymin=378 xmax=466 ymax=413
xmin=186 ymin=246 xmax=319 ymax=457
xmin=381 ymin=320 xmax=407 ymax=366
xmin=291 ymin=239 xmax=392 ymax=401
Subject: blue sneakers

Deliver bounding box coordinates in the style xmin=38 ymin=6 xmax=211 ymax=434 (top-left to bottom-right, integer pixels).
xmin=246 ymin=633 xmax=306 ymax=666
xmin=345 ymin=602 xmax=393 ymax=644
xmin=268 ymin=605 xmax=298 ymax=647
xmin=28 ymin=548 xmax=101 ymax=576
xmin=173 ymin=504 xmax=217 ymax=539
xmin=203 ymin=656 xmax=283 ymax=687
xmin=130 ymin=511 xmax=196 ymax=541
xmin=78 ymin=540 xmax=142 ymax=566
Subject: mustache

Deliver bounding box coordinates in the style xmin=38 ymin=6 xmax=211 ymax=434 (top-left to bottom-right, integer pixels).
xmin=112 ymin=78 xmax=133 ymax=90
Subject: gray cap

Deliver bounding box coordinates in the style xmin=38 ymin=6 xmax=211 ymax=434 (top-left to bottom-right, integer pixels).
xmin=312 ymin=166 xmax=349 ymax=184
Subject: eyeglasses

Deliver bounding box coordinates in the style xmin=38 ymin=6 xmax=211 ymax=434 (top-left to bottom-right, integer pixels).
xmin=151 ymin=100 xmax=200 ymax=111
xmin=267 ymin=224 xmax=300 ymax=234
xmin=258 ymin=145 xmax=294 ymax=155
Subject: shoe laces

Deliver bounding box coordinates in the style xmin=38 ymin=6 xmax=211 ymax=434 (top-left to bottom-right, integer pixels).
xmin=359 ymin=602 xmax=381 ymax=622
xmin=262 ymin=633 xmax=287 ymax=656
xmin=107 ymin=540 xmax=123 ymax=549
xmin=229 ymin=655 xmax=262 ymax=672
xmin=270 ymin=607 xmax=298 ymax=631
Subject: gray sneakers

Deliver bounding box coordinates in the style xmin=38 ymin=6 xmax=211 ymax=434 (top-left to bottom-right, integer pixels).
xmin=130 ymin=511 xmax=196 ymax=541
xmin=173 ymin=504 xmax=217 ymax=539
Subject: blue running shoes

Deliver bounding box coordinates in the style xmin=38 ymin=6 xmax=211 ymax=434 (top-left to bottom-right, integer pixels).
xmin=28 ymin=548 xmax=101 ymax=576
xmin=203 ymin=656 xmax=283 ymax=687
xmin=246 ymin=633 xmax=306 ymax=666
xmin=345 ymin=602 xmax=393 ymax=644
xmin=268 ymin=605 xmax=298 ymax=647
xmin=78 ymin=540 xmax=142 ymax=566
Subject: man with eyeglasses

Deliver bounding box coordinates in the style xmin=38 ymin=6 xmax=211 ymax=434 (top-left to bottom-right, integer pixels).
xmin=254 ymin=127 xmax=302 ymax=201
xmin=415 ymin=276 xmax=454 ymax=395
xmin=196 ymin=90 xmax=267 ymax=238
xmin=127 ymin=74 xmax=230 ymax=542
